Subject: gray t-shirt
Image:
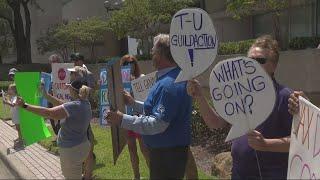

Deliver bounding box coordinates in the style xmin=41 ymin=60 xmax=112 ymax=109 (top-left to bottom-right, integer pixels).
xmin=57 ymin=100 xmax=92 ymax=148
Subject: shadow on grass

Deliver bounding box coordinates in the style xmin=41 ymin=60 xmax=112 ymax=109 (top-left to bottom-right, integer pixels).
xmin=94 ymin=163 xmax=105 ymax=171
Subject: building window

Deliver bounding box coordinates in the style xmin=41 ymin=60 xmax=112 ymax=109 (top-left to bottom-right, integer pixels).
xmin=289 ymin=4 xmax=313 ymax=38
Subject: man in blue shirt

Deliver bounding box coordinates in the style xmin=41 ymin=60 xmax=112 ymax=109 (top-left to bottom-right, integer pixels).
xmin=107 ymin=34 xmax=192 ymax=179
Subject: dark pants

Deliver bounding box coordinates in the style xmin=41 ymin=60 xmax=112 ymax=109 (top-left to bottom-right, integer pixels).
xmin=149 ymin=146 xmax=189 ymax=180
xmin=50 ymin=119 xmax=60 ymax=135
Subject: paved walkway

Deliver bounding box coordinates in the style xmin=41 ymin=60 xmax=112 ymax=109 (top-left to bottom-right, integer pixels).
xmin=0 ymin=120 xmax=64 ymax=179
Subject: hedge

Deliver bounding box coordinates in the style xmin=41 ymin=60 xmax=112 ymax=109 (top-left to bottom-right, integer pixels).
xmin=218 ymin=39 xmax=255 ymax=55
xmin=0 ymin=81 xmax=12 ymax=91
xmin=289 ymin=36 xmax=320 ymax=50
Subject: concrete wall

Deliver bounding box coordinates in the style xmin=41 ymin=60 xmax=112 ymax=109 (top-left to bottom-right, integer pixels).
xmin=205 ymin=0 xmax=253 ymax=42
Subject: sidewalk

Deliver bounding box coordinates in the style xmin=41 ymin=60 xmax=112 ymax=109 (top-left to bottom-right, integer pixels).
xmin=0 ymin=120 xmax=64 ymax=179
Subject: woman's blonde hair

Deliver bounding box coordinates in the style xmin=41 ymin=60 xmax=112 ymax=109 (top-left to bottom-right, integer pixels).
xmin=78 ymin=85 xmax=91 ymax=100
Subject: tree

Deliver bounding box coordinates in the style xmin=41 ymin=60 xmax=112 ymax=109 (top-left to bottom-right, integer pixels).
xmin=37 ymin=17 xmax=109 ymax=62
xmin=0 ymin=0 xmax=40 ymax=64
xmin=0 ymin=19 xmax=14 ymax=64
xmin=226 ymin=0 xmax=289 ymax=48
xmin=106 ymin=0 xmax=198 ymax=56
xmin=36 ymin=24 xmax=71 ymax=61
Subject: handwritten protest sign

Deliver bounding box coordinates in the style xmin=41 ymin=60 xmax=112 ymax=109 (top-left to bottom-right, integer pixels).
xmin=51 ymin=63 xmax=74 ymax=102
xmin=170 ymin=8 xmax=218 ymax=82
xmin=287 ymin=97 xmax=320 ymax=179
xmin=99 ymin=68 xmax=109 ymax=126
xmin=209 ymin=57 xmax=276 ymax=141
xmin=131 ymin=72 xmax=157 ymax=102
xmin=40 ymin=72 xmax=51 ymax=107
xmin=15 ymin=72 xmax=51 ymax=145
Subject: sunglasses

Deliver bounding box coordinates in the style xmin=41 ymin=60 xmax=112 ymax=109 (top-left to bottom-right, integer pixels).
xmin=250 ymin=57 xmax=267 ymax=64
xmin=122 ymin=61 xmax=136 ymax=66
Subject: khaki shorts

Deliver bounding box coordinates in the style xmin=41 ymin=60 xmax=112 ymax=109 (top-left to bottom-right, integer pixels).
xmin=59 ymin=140 xmax=90 ymax=179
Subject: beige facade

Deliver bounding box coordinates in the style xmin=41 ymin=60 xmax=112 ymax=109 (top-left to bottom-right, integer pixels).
xmin=204 ymin=0 xmax=320 ymax=43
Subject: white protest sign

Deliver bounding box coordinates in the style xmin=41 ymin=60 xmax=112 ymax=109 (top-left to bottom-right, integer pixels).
xmin=52 ymin=63 xmax=74 ymax=101
xmin=131 ymin=72 xmax=157 ymax=102
xmin=170 ymin=8 xmax=218 ymax=83
xmin=287 ymin=97 xmax=320 ymax=179
xmin=210 ymin=57 xmax=276 ymax=141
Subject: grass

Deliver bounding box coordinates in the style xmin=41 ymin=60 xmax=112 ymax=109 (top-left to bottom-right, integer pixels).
xmin=0 ymin=100 xmax=12 ymax=120
xmin=39 ymin=124 xmax=215 ymax=179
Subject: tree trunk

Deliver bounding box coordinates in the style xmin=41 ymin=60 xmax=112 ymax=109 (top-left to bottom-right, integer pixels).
xmin=91 ymin=41 xmax=96 ymax=63
xmin=0 ymin=55 xmax=2 ymax=64
xmin=22 ymin=1 xmax=32 ymax=64
xmin=12 ymin=3 xmax=27 ymax=64
xmin=272 ymin=13 xmax=283 ymax=49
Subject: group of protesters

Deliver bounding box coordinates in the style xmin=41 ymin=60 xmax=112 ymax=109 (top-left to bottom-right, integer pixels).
xmin=2 ymin=32 xmax=314 ymax=180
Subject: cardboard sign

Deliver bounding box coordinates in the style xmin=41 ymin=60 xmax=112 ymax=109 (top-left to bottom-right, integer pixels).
xmin=40 ymin=72 xmax=51 ymax=107
xmin=99 ymin=68 xmax=109 ymax=126
xmin=170 ymin=8 xmax=218 ymax=82
xmin=51 ymin=63 xmax=74 ymax=101
xmin=15 ymin=72 xmax=51 ymax=145
xmin=131 ymin=72 xmax=157 ymax=102
xmin=287 ymin=97 xmax=320 ymax=179
xmin=107 ymin=58 xmax=127 ymax=165
xmin=209 ymin=57 xmax=276 ymax=141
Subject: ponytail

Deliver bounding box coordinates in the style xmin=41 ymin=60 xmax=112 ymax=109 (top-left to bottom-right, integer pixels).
xmin=79 ymin=85 xmax=90 ymax=100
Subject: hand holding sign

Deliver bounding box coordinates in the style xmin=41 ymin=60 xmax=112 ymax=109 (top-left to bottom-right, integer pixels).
xmin=170 ymin=8 xmax=218 ymax=82
xmin=210 ymin=57 xmax=276 ymax=141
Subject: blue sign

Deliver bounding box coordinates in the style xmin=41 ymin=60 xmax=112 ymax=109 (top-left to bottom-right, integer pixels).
xmin=99 ymin=68 xmax=109 ymax=126
xmin=40 ymin=72 xmax=51 ymax=107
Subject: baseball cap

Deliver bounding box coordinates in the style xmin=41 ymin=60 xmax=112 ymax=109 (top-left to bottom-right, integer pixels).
xmin=70 ymin=53 xmax=84 ymax=61
xmin=8 ymin=68 xmax=18 ymax=75
xmin=66 ymin=79 xmax=88 ymax=91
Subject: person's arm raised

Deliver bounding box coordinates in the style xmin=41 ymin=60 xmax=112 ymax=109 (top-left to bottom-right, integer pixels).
xmin=15 ymin=97 xmax=68 ymax=121
xmin=40 ymin=84 xmax=65 ymax=106
xmin=187 ymin=79 xmax=227 ymax=129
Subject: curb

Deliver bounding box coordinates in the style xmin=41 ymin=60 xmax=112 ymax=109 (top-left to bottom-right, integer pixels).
xmin=0 ymin=141 xmax=37 ymax=179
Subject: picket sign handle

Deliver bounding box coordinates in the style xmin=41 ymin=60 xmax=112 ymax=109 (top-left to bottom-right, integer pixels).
xmin=242 ymin=71 xmax=263 ymax=180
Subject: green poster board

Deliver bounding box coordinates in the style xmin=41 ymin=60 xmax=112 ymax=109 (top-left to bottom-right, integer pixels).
xmin=15 ymin=72 xmax=51 ymax=146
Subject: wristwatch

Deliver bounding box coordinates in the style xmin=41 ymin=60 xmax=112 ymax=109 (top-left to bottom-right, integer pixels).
xmin=23 ymin=103 xmax=28 ymax=109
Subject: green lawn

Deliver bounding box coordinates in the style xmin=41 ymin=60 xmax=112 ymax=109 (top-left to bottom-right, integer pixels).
xmin=0 ymin=100 xmax=11 ymax=120
xmin=39 ymin=124 xmax=215 ymax=179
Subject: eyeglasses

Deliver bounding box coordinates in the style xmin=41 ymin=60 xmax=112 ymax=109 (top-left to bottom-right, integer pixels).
xmin=250 ymin=57 xmax=267 ymax=64
xmin=122 ymin=61 xmax=136 ymax=66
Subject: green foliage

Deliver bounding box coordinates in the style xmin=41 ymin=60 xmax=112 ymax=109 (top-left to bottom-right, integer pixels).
xmin=107 ymin=0 xmax=197 ymax=40
xmin=218 ymin=39 xmax=255 ymax=55
xmin=0 ymin=19 xmax=14 ymax=60
xmin=0 ymin=81 xmax=11 ymax=90
xmin=289 ymin=37 xmax=320 ymax=50
xmin=36 ymin=24 xmax=70 ymax=60
xmin=226 ymin=0 xmax=288 ymax=19
xmin=37 ymin=17 xmax=109 ymax=62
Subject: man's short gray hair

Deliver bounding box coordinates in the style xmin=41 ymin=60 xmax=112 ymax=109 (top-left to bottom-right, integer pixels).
xmin=153 ymin=34 xmax=175 ymax=63
xmin=49 ymin=54 xmax=61 ymax=63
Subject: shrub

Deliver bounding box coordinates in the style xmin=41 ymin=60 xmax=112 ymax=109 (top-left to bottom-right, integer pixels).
xmin=0 ymin=81 xmax=12 ymax=91
xmin=289 ymin=37 xmax=320 ymax=50
xmin=218 ymin=39 xmax=255 ymax=55
xmin=191 ymin=101 xmax=231 ymax=154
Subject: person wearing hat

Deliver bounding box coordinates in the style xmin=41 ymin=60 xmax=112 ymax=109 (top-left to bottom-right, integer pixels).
xmin=15 ymin=79 xmax=92 ymax=179
xmin=8 ymin=68 xmax=18 ymax=81
xmin=67 ymin=66 xmax=96 ymax=180
xmin=70 ymin=53 xmax=88 ymax=71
